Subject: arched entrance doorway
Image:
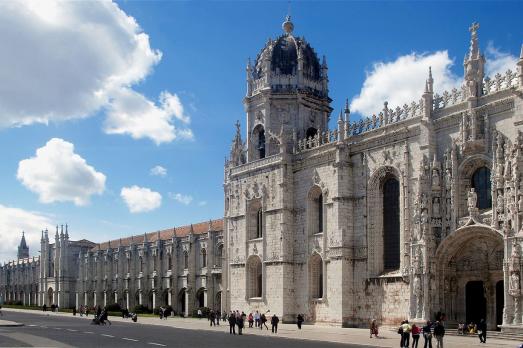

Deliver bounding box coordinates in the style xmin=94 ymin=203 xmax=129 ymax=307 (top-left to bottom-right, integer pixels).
xmin=195 ymin=287 xmax=205 ymax=308
xmin=466 ymin=281 xmax=486 ymax=324
xmin=47 ymin=287 xmax=54 ymax=305
xmin=178 ymin=288 xmax=186 ymax=316
xmin=215 ymin=291 xmax=222 ymax=311
xmin=435 ymin=224 xmax=503 ymax=330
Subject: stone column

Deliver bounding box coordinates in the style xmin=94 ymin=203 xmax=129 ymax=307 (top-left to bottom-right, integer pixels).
xmin=94 ymin=292 xmax=97 ymax=306
xmin=103 ymin=291 xmax=107 ymax=307
xmin=203 ymin=289 xmax=208 ymax=308
xmin=168 ymin=289 xmax=172 ymax=306
xmin=184 ymin=290 xmax=189 ymax=317
xmin=75 ymin=293 xmax=78 ymax=309
xmin=126 ymin=292 xmax=129 ymax=310
xmin=84 ymin=292 xmax=87 ymax=306
xmin=152 ymin=290 xmax=156 ymax=309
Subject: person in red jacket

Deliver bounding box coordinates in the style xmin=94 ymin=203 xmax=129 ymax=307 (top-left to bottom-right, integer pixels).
xmin=411 ymin=324 xmax=421 ymax=348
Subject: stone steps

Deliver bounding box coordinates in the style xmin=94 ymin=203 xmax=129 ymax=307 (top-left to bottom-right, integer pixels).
xmin=446 ymin=329 xmax=523 ymax=342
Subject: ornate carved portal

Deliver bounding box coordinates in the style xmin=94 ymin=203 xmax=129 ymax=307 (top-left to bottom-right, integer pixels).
xmin=434 ymin=226 xmax=503 ymax=330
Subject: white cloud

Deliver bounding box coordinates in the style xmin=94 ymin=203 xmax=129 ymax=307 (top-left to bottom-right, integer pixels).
xmin=0 ymin=1 xmax=192 ymax=144
xmin=169 ymin=192 xmax=193 ymax=205
xmin=485 ymin=42 xmax=518 ymax=78
xmin=350 ymin=46 xmax=519 ymax=117
xmin=350 ymin=51 xmax=460 ymax=116
xmin=17 ymin=138 xmax=106 ymax=206
xmin=150 ymin=165 xmax=167 ymax=177
xmin=104 ymin=89 xmax=193 ymax=144
xmin=121 ymin=185 xmax=162 ymax=213
xmin=0 ymin=204 xmax=53 ymax=261
xmin=198 ymin=201 xmax=208 ymax=207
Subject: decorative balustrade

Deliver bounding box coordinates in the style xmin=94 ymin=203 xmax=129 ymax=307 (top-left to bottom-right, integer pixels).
xmin=295 ymin=99 xmax=423 ymax=153
xmin=433 ymin=68 xmax=518 ymax=110
xmin=483 ymin=69 xmax=518 ymax=95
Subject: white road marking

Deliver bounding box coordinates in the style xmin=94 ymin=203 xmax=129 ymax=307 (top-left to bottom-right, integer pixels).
xmin=66 ymin=329 xmax=77 ymax=332
xmin=28 ymin=324 xmax=36 ymax=327
xmin=147 ymin=343 xmax=166 ymax=347
xmin=83 ymin=331 xmax=94 ymax=334
xmin=101 ymin=334 xmax=115 ymax=338
xmin=54 ymin=327 xmax=62 ymax=330
xmin=122 ymin=338 xmax=139 ymax=342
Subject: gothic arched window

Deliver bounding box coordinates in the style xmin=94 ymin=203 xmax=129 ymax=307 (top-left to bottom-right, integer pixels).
xmin=201 ymin=249 xmax=207 ymax=268
xmin=383 ymin=177 xmax=400 ymax=271
xmin=247 ymin=256 xmax=262 ymax=298
xmin=318 ymin=193 xmax=323 ymax=234
xmin=471 ymin=167 xmax=492 ymax=209
xmin=306 ymin=127 xmax=318 ymax=139
xmin=139 ymin=257 xmax=143 ymax=273
xmin=308 ymin=186 xmax=324 ymax=235
xmin=216 ymin=244 xmax=223 ymax=267
xmin=309 ymin=253 xmax=323 ymax=299
xmin=183 ymin=251 xmax=189 ymax=270
xmin=252 ymin=125 xmax=266 ymax=160
xmin=256 ymin=208 xmax=263 ymax=238
xmin=168 ymin=255 xmax=172 ymax=271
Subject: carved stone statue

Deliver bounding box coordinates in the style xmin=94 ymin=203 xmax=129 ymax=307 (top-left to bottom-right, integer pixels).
xmin=433 ymin=197 xmax=441 ymax=216
xmin=445 ymin=169 xmax=452 ymax=191
xmin=510 ymin=272 xmax=521 ymax=297
xmin=432 ymin=168 xmax=440 ymax=188
xmin=497 ymin=194 xmax=505 ymax=214
xmin=468 ymin=188 xmax=477 ymax=209
xmin=518 ymin=194 xmax=523 ymax=212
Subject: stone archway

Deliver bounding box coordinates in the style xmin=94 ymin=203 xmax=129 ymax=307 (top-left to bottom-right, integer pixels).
xmin=47 ymin=287 xmax=54 ymax=305
xmin=434 ymin=224 xmax=503 ymax=330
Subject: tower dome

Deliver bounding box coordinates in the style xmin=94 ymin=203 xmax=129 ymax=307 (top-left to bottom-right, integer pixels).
xmin=249 ymin=16 xmax=327 ymax=97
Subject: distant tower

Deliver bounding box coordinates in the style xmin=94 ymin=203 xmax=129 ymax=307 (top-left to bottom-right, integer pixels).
xmin=17 ymin=231 xmax=29 ymax=259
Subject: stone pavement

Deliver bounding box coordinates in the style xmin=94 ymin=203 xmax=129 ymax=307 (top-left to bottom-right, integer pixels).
xmin=2 ymin=308 xmax=521 ymax=348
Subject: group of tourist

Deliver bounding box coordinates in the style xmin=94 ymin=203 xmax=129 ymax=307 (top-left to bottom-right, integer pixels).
xmin=457 ymin=319 xmax=487 ymax=343
xmin=395 ymin=320 xmax=445 ymax=348
xmin=225 ymin=310 xmax=284 ymax=335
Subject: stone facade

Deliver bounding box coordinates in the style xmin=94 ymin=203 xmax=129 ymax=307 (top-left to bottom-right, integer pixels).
xmin=223 ymin=18 xmax=523 ymax=331
xmin=0 ymin=220 xmax=224 ymax=316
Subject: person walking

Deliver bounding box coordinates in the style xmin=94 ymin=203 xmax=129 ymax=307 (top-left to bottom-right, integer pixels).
xmin=477 ymin=318 xmax=487 ymax=343
xmin=422 ymin=321 xmax=433 ymax=348
xmin=197 ymin=308 xmax=202 ymax=319
xmin=297 ymin=314 xmax=304 ymax=330
xmin=433 ymin=321 xmax=445 ymax=348
xmin=401 ymin=320 xmax=412 ymax=348
xmin=271 ymin=314 xmax=279 ymax=333
xmin=237 ymin=310 xmax=245 ymax=335
xmin=216 ymin=310 xmax=220 ymax=326
xmin=248 ymin=312 xmax=254 ymax=328
xmin=254 ymin=310 xmax=260 ymax=327
xmin=209 ymin=310 xmax=216 ymax=326
xmin=228 ymin=311 xmax=236 ymax=335
xmin=411 ymin=323 xmax=420 ymax=348
xmin=369 ymin=319 xmax=378 ymax=338
xmin=260 ymin=313 xmax=269 ymax=330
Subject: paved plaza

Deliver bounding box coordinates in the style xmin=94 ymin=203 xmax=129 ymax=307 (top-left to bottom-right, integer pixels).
xmin=0 ymin=308 xmax=520 ymax=347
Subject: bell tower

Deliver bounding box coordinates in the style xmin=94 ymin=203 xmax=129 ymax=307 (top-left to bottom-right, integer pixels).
xmin=244 ymin=16 xmax=332 ymax=161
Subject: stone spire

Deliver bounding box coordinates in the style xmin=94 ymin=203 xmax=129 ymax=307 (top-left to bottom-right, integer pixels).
xmin=18 ymin=231 xmax=29 ymax=260
xmin=229 ymin=120 xmax=244 ymax=166
xmin=463 ymin=22 xmax=485 ymax=98
xmin=425 ymin=66 xmax=434 ymax=93
xmin=344 ymin=98 xmax=351 ymax=124
xmin=65 ymin=224 xmax=69 ymax=240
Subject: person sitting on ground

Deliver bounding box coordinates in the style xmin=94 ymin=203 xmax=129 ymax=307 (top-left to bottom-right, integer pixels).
xmin=369 ymin=318 xmax=378 ymax=338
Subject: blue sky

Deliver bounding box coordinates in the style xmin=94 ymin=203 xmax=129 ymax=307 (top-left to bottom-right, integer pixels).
xmin=0 ymin=0 xmax=522 ymax=260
